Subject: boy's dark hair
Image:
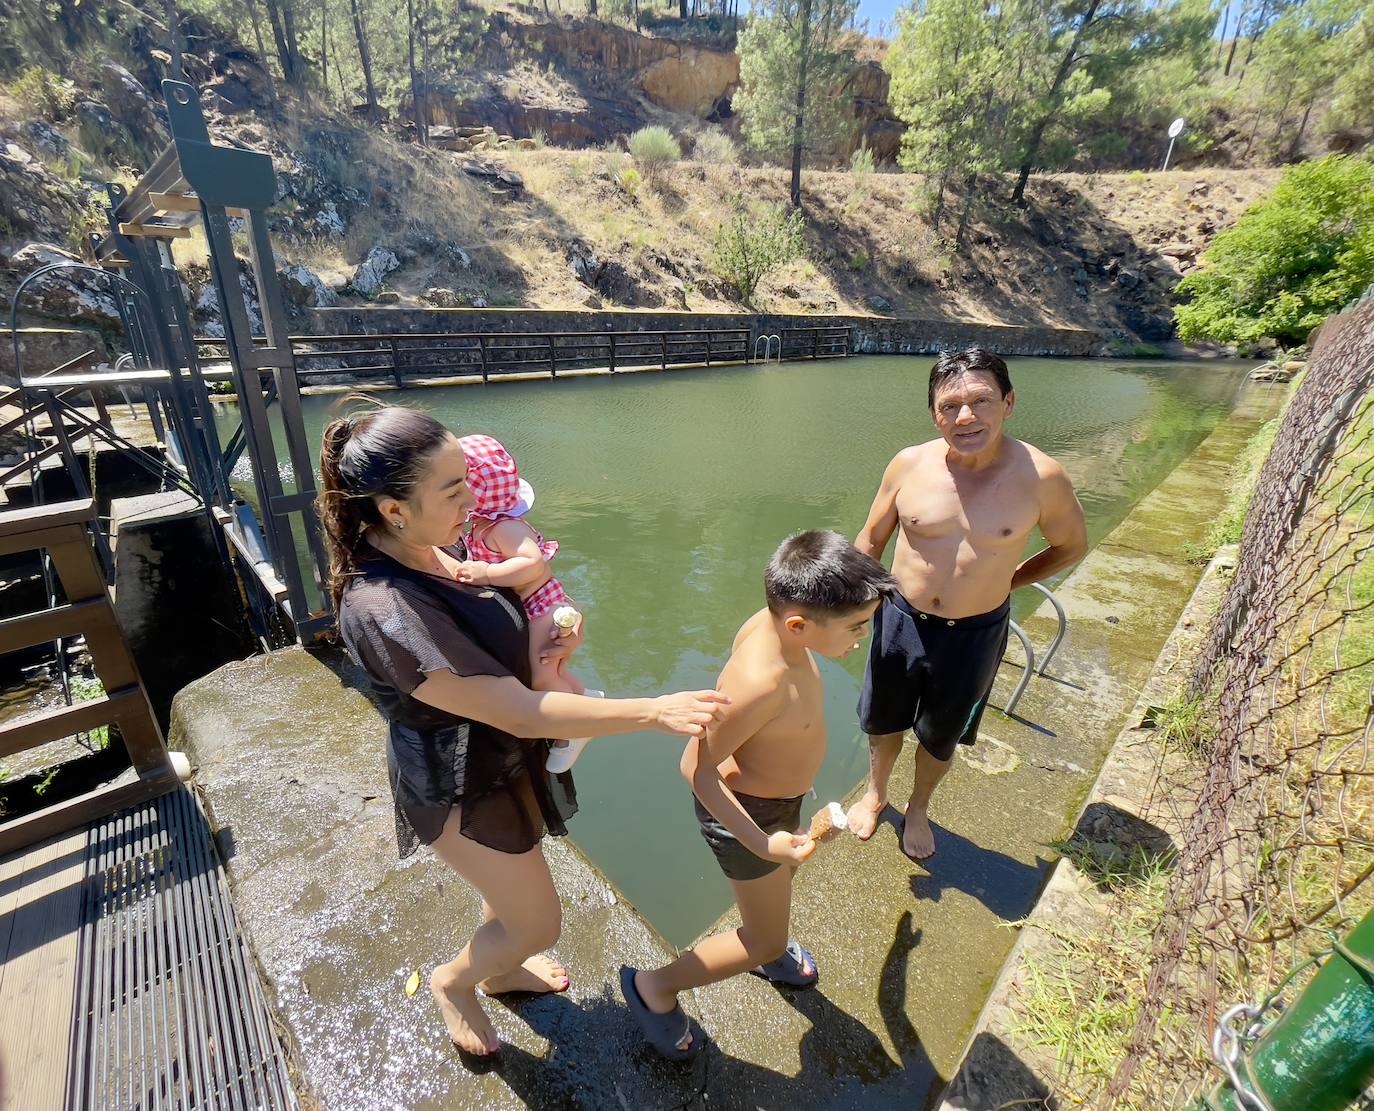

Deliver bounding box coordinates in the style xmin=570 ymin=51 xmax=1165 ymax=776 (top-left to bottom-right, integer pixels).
xmin=928 ymin=347 xmax=1013 ymax=409
xmin=765 ymin=530 xmax=897 ymax=618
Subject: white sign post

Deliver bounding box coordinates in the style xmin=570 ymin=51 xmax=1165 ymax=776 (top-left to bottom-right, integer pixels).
xmin=1162 ymin=117 xmax=1185 ymax=172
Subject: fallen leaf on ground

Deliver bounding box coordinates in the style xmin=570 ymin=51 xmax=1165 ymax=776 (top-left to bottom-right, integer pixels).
xmin=405 ymin=970 xmax=421 ymax=996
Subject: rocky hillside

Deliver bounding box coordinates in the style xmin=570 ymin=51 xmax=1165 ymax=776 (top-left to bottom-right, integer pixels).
xmin=0 ymin=3 xmax=1281 ymax=366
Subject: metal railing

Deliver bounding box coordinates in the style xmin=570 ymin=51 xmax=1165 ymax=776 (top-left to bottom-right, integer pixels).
xmin=1003 ymin=582 xmax=1069 ymax=716
xmin=193 ymin=324 xmax=851 ymax=387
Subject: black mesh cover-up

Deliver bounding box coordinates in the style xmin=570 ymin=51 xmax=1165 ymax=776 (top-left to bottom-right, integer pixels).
xmin=337 ymin=542 xmax=578 ymax=858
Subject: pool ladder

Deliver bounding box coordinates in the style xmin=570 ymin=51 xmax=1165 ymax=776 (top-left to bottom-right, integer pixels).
xmin=753 ymin=334 xmax=781 ymax=363
xmin=1003 ymin=582 xmax=1068 ymax=716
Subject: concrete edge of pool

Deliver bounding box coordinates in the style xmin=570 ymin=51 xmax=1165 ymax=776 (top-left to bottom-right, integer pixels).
xmin=168 ymin=379 xmax=1285 ymax=1109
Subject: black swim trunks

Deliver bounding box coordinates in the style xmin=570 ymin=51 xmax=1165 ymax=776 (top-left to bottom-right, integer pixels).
xmin=857 ymin=594 xmax=1012 ymax=761
xmin=694 ymin=791 xmax=805 ymax=882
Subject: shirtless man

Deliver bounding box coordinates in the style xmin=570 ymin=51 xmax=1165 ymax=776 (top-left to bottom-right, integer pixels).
xmin=621 ymin=530 xmax=897 ymax=1058
xmin=848 ymin=348 xmax=1087 ymax=860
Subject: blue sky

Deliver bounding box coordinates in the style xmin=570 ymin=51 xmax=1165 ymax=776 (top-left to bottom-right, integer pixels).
xmin=850 ymin=0 xmax=1242 ymax=44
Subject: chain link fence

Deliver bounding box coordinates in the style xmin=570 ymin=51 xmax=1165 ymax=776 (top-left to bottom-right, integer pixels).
xmin=1106 ymin=293 xmax=1374 ymax=1106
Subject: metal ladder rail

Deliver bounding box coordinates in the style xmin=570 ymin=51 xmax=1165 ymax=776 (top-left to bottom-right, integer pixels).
xmin=1002 ymin=582 xmax=1070 ymax=716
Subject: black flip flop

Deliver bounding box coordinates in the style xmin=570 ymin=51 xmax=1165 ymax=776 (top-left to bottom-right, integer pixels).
xmin=750 ymin=940 xmax=819 ymax=988
xmin=619 ymin=965 xmax=704 ymax=1061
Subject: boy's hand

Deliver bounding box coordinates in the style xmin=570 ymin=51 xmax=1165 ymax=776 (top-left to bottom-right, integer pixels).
xmin=650 ymin=691 xmax=731 ymax=736
xmin=764 ymin=831 xmax=816 ymax=865
xmin=454 ymin=560 xmax=491 ymax=585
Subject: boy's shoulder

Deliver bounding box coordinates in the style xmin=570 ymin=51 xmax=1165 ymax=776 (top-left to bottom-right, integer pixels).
xmin=725 ymin=611 xmax=790 ymax=690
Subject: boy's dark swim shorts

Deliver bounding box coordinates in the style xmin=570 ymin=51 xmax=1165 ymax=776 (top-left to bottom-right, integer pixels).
xmin=857 ymin=594 xmax=1012 ymax=761
xmin=694 ymin=791 xmax=805 ymax=882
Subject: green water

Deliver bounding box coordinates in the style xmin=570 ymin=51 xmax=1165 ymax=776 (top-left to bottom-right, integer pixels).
xmin=215 ymin=355 xmax=1249 ymax=946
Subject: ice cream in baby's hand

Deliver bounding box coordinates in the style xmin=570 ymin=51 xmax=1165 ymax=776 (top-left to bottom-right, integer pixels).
xmin=807 ymin=802 xmax=849 ymax=843
xmin=552 ymin=605 xmax=581 ymax=633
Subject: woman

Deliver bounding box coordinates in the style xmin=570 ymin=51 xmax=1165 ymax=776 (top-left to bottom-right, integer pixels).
xmin=318 ymin=404 xmax=727 ymax=1060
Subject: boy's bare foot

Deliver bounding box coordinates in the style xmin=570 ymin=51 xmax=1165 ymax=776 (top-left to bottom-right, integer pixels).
xmin=430 ymin=968 xmax=500 ymax=1055
xmin=901 ymin=802 xmax=936 ymax=860
xmin=633 ymin=970 xmax=693 ymax=1051
xmin=849 ymin=790 xmax=886 ymax=840
xmin=479 ymin=954 xmax=570 ymax=996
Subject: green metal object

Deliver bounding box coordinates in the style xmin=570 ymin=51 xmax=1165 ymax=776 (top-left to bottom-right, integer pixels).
xmin=1197 ymin=908 xmax=1374 ymax=1111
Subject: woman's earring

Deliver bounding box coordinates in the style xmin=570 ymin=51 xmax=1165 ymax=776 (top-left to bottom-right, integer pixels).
xmin=393 ymin=519 xmax=405 ymax=531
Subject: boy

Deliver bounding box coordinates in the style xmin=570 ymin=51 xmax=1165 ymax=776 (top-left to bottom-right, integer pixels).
xmin=620 ymin=530 xmax=897 ymax=1059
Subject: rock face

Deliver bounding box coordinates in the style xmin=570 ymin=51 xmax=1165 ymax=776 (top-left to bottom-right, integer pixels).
xmin=7 ymin=244 xmax=121 ymax=331
xmin=638 ymin=49 xmax=740 ymax=116
xmin=279 ymin=263 xmax=338 ymax=309
xmin=349 ymin=246 xmax=400 ymax=299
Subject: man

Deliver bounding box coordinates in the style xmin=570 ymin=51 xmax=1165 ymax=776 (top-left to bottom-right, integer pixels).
xmin=849 ymin=348 xmax=1087 ymax=859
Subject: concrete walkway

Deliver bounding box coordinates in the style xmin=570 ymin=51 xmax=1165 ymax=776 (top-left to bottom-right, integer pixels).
xmin=170 ymin=382 xmax=1283 ymax=1110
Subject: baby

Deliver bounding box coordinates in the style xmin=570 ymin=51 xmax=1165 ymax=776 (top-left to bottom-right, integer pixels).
xmin=454 ymin=434 xmax=597 ymax=773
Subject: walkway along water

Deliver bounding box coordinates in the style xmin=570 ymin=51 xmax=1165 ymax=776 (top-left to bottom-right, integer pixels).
xmin=169 ymin=379 xmax=1286 ymax=1108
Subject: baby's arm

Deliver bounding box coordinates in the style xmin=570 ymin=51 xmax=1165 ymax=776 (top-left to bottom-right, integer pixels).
xmin=457 ymin=519 xmax=552 ymax=591
xmin=680 ymin=668 xmax=815 ymax=866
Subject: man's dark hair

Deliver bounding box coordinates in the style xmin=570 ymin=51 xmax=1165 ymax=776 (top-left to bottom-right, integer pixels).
xmin=927 ymin=347 xmax=1013 ymax=410
xmin=765 ymin=530 xmax=897 ymax=618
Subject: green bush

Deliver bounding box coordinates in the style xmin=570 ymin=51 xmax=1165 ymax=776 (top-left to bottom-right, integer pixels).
xmin=13 ymin=66 xmax=75 ymax=121
xmin=711 ymin=196 xmax=805 ymax=305
xmin=849 ymin=143 xmax=875 ymax=177
xmin=692 ymin=129 xmax=740 ymax=165
xmin=615 ymin=164 xmax=642 ymax=198
xmin=627 ymin=125 xmax=682 ymax=187
xmin=1174 ymin=156 xmax=1374 ymax=348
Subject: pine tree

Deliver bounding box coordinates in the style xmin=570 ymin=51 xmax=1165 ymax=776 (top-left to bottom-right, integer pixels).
xmin=734 ymin=0 xmax=859 ymax=208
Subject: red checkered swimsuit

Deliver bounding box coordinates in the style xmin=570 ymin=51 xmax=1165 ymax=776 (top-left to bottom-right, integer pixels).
xmin=465 ymin=518 xmax=571 ymax=620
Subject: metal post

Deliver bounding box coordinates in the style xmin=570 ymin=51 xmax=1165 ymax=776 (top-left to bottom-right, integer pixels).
xmin=1003 ymin=621 xmax=1035 ymax=716
xmin=547 ymin=334 xmax=557 ymax=377
xmin=1196 ymin=908 xmax=1374 ymax=1111
xmin=476 ymin=335 xmax=489 ymax=382
xmin=661 ymin=332 xmax=668 ymax=371
xmin=608 ymin=332 xmax=616 ymax=374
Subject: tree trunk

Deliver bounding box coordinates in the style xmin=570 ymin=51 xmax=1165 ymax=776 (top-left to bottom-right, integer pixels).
xmin=163 ymin=0 xmax=185 ymax=80
xmin=320 ymin=0 xmax=328 ymax=94
xmin=1240 ymin=0 xmax=1271 ymax=78
xmin=1010 ymin=0 xmax=1101 ymax=205
xmin=955 ymin=174 xmax=977 ymax=248
xmin=1288 ymin=97 xmax=1314 ymax=160
xmin=262 ymin=0 xmax=301 ymax=85
xmin=283 ymin=1 xmax=303 ymax=82
xmin=243 ymin=0 xmax=280 ymax=107
xmin=790 ymin=0 xmax=813 ymax=209
xmin=1215 ymin=2 xmax=1230 ymax=67
xmin=350 ymin=0 xmax=378 ymax=112
xmin=1224 ymin=0 xmax=1250 ymax=75
xmin=679 ymin=0 xmax=687 ymax=20
xmin=406 ymin=0 xmax=425 ymax=142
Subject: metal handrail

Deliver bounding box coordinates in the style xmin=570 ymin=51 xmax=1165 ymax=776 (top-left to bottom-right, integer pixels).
xmin=753 ymin=333 xmax=781 ymax=362
xmin=1002 ymin=582 xmax=1069 ymax=716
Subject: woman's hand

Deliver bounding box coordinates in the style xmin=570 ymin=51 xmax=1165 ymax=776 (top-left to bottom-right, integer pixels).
xmin=764 ymin=831 xmax=817 ymax=866
xmin=454 ymin=560 xmax=491 ymax=585
xmin=649 ymin=690 xmax=731 ymax=736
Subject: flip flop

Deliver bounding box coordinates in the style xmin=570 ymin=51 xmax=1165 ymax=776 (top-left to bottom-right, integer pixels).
xmin=750 ymin=940 xmax=819 ymax=988
xmin=619 ymin=965 xmax=704 ymax=1061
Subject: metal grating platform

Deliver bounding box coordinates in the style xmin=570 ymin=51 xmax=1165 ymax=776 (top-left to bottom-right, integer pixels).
xmin=65 ymin=787 xmax=297 ymax=1110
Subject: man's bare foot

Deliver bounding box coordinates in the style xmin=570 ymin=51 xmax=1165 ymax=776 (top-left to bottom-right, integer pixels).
xmin=849 ymin=790 xmax=886 ymax=841
xmin=479 ymin=954 xmax=570 ymax=996
xmin=430 ymin=968 xmax=500 ymax=1055
xmin=901 ymin=802 xmax=936 ymax=860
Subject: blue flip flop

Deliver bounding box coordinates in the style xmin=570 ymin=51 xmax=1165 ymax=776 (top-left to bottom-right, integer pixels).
xmin=619 ymin=965 xmax=704 ymax=1061
xmin=750 ymin=940 xmax=819 ymax=988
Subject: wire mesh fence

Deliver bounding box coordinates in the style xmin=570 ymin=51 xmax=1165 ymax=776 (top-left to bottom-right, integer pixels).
xmin=1105 ymin=295 xmax=1374 ymax=1106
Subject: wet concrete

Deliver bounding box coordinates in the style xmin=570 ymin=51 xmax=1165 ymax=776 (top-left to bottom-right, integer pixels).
xmin=170 ymin=381 xmax=1285 ymax=1109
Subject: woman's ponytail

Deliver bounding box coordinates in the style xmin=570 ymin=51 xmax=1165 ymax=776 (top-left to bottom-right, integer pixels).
xmin=315 ymin=401 xmax=451 ymax=620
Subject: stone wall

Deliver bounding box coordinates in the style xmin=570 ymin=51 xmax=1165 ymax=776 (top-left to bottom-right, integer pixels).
xmin=309 ymin=306 xmax=1104 ymax=359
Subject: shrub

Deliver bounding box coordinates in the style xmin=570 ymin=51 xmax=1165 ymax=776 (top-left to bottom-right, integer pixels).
xmin=849 ymin=143 xmax=875 ymax=177
xmin=615 ymin=164 xmax=642 ymax=198
xmin=693 ymin=129 xmax=740 ymax=165
xmin=1174 ymin=156 xmax=1374 ymax=347
xmin=711 ymin=196 xmax=805 ymax=305
xmin=627 ymin=125 xmax=682 ymax=187
xmin=13 ymin=66 xmax=75 ymax=121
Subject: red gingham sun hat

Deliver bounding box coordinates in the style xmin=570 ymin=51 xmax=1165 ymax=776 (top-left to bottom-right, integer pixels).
xmin=458 ymin=434 xmax=535 ymax=520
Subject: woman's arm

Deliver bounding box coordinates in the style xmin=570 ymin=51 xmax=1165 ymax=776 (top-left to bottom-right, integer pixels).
xmin=411 ymin=669 xmax=728 ymax=739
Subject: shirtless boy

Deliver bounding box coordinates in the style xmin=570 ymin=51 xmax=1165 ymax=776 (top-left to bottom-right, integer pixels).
xmin=621 ymin=530 xmax=897 ymax=1059
xmin=850 ymin=347 xmax=1087 ymax=860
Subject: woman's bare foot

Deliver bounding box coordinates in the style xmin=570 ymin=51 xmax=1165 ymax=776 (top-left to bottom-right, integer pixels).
xmin=479 ymin=953 xmax=570 ymax=996
xmin=849 ymin=790 xmax=887 ymax=840
xmin=430 ymin=968 xmax=500 ymax=1055
xmin=901 ymin=802 xmax=936 ymax=860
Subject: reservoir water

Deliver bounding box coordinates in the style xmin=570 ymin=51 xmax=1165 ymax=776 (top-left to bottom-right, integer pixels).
xmin=214 ymin=354 xmax=1251 ymax=946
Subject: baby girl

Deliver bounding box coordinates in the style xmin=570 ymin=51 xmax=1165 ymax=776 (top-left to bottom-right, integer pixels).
xmin=455 ymin=434 xmax=598 ymax=773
